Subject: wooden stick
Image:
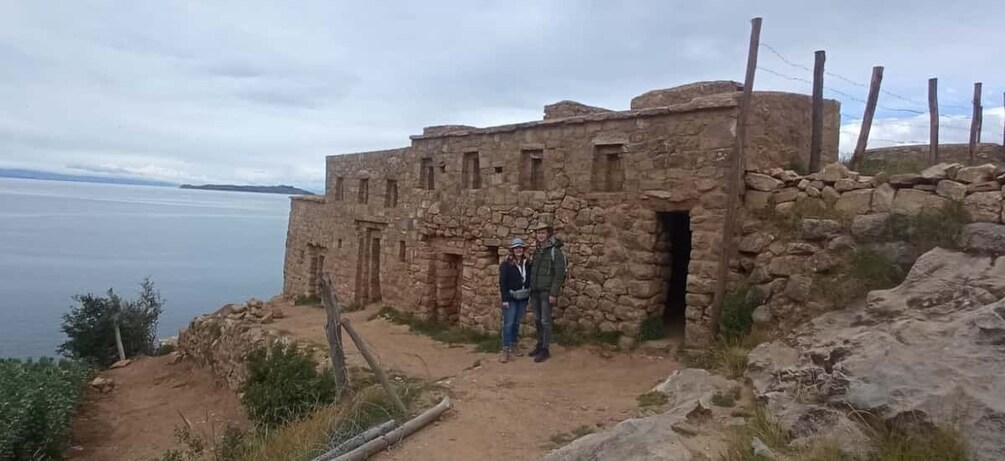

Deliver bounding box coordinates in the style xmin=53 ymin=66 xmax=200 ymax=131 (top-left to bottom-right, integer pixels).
xmin=928 ymin=78 xmax=939 ymax=165
xmin=711 ymin=17 xmax=761 ymax=339
xmin=321 ymin=274 xmax=349 ymax=393
xmin=113 ymin=316 xmax=126 ymax=362
xmin=969 ymin=82 xmax=983 ymax=164
xmin=850 ymin=66 xmax=884 ymax=170
xmin=340 ymin=317 xmax=408 ymax=417
xmin=333 ymin=397 xmax=452 ymax=461
xmin=314 ymin=420 xmax=397 ymax=461
xmin=809 ymin=49 xmax=825 ymax=173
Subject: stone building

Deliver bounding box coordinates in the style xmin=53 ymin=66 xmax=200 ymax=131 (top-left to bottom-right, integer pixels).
xmin=283 ymin=81 xmax=839 ymax=346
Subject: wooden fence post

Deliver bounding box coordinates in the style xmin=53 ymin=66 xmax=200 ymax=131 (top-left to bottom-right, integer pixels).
xmin=710 ymin=17 xmax=760 ymax=340
xmin=320 ymin=274 xmax=349 ymax=394
xmin=340 ymin=317 xmax=408 ymax=417
xmin=969 ymin=82 xmax=983 ymax=164
xmin=810 ymin=50 xmax=825 ymax=173
xmin=850 ymin=66 xmax=884 ymax=170
xmin=928 ymin=78 xmax=939 ymax=165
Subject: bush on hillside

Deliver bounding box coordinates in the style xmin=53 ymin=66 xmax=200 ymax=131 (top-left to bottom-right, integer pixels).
xmin=241 ymin=342 xmax=339 ymax=428
xmin=58 ymin=278 xmax=164 ymax=367
xmin=718 ymin=285 xmax=765 ymax=342
xmin=0 ymin=358 xmax=91 ymax=460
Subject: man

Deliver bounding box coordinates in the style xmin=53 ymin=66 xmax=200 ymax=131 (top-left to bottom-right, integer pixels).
xmin=528 ymin=221 xmax=566 ymax=363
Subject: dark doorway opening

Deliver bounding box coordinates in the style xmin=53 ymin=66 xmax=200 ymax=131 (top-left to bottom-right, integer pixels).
xmin=657 ymin=212 xmax=691 ymax=338
xmin=434 ymin=254 xmax=463 ymax=324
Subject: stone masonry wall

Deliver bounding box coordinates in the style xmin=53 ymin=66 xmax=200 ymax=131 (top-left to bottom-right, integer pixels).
xmin=737 ymin=160 xmax=1005 ymax=331
xmin=283 ymin=84 xmax=843 ymax=346
xmin=864 ymin=143 xmax=1004 ymax=166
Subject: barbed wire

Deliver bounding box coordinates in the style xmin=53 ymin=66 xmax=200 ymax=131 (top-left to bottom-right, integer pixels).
xmin=758 ymin=42 xmax=974 ymax=111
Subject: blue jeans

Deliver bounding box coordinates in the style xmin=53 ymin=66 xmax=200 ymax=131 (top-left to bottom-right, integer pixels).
xmin=502 ymin=299 xmax=528 ymax=348
xmin=530 ymin=291 xmax=552 ymax=349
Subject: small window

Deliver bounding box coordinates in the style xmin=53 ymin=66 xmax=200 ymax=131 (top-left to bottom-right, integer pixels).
xmin=520 ymin=150 xmax=545 ymax=190
xmin=419 ymin=158 xmax=435 ymax=190
xmin=462 ymin=152 xmax=481 ymax=189
xmin=334 ymin=177 xmax=344 ymax=200
xmin=398 ymin=241 xmax=406 ymax=261
xmin=487 ymin=245 xmax=500 ymax=265
xmin=337 ymin=239 xmax=343 ymax=249
xmin=385 ymin=180 xmax=398 ymax=208
xmin=358 ymin=178 xmax=369 ymax=204
xmin=592 ymin=144 xmax=625 ymax=192
xmin=494 ymin=166 xmax=503 ymax=174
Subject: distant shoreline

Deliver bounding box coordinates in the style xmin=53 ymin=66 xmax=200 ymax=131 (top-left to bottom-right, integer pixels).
xmin=180 ymin=184 xmax=315 ymax=195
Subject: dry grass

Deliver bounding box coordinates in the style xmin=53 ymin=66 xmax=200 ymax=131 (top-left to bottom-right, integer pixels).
xmin=721 ymin=404 xmax=791 ymax=461
xmin=636 ymin=391 xmax=669 ymax=408
xmin=546 ymin=425 xmax=597 ymax=449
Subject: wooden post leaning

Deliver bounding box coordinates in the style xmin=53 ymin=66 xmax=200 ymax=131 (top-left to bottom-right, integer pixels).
xmin=320 ymin=274 xmax=349 ymax=394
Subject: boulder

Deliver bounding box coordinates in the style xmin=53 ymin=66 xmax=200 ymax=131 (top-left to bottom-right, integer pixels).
xmin=834 ymin=189 xmax=873 ymax=215
xmin=821 ymin=186 xmax=840 ymax=203
xmin=955 ymin=164 xmax=997 ymax=184
xmin=964 ymin=191 xmax=1002 ymax=223
xmin=746 ymin=173 xmax=783 ymax=192
xmin=850 ymin=213 xmax=889 ymax=241
xmin=745 ymin=248 xmax=1005 ymax=461
xmin=773 ymin=187 xmax=799 ymax=204
xmin=960 ymin=223 xmax=1005 ymax=254
xmin=834 ymin=178 xmax=857 ymax=192
xmin=936 ymin=180 xmax=967 ymax=201
xmin=801 ymin=219 xmax=843 ymax=240
xmin=819 ymin=163 xmax=849 ymax=183
xmin=871 ymin=183 xmax=895 ymax=212
xmin=782 ymin=275 xmax=813 ymax=302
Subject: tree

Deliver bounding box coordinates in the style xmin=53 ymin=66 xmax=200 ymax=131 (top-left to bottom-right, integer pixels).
xmin=58 ymin=278 xmax=164 ymax=367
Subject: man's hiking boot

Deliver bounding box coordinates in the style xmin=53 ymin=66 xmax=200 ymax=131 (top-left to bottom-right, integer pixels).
xmin=529 ymin=345 xmax=543 ymax=357
xmin=533 ymin=348 xmax=550 ymax=363
xmin=498 ymin=347 xmax=510 ymax=363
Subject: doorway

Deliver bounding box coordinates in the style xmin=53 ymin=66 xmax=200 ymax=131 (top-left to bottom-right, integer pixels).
xmin=656 ymin=212 xmax=691 ymax=337
xmin=354 ymin=229 xmax=383 ymax=304
xmin=434 ymin=253 xmax=463 ymax=324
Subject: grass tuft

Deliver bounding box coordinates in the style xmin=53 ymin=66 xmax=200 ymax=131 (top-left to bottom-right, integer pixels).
xmin=637 ymin=316 xmax=667 ymax=342
xmin=547 ymin=425 xmax=596 ymax=449
xmin=376 ymin=306 xmax=501 ymax=353
xmin=712 ymin=387 xmax=741 ymax=408
xmin=636 ymin=391 xmax=669 ymax=408
xmin=293 ymin=295 xmax=321 ymax=306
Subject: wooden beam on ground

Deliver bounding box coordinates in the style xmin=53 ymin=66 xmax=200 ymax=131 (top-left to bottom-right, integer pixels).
xmin=321 ymin=274 xmax=349 ymax=393
xmin=333 ymin=397 xmax=452 ymax=461
xmin=809 ymin=49 xmax=826 ymax=173
xmin=850 ymin=66 xmax=884 ymax=170
xmin=710 ymin=17 xmax=761 ymax=340
xmin=970 ymin=82 xmax=983 ymax=164
xmin=340 ymin=317 xmax=408 ymax=417
xmin=314 ymin=420 xmax=397 ymax=461
xmin=928 ymin=78 xmax=939 ymax=165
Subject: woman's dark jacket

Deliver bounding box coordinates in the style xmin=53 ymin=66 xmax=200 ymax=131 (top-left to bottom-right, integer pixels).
xmin=499 ymin=257 xmax=532 ymax=303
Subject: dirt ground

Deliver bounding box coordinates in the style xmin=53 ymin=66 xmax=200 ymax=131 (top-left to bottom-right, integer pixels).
xmin=269 ymin=303 xmax=692 ymax=461
xmin=69 ymin=301 xmax=702 ymax=460
xmin=67 ymin=355 xmax=249 ymax=461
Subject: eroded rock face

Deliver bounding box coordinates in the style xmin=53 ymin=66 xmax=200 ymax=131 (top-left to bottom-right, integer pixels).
xmin=746 ymin=248 xmax=1005 ymax=460
xmin=543 ymin=369 xmax=737 ymax=461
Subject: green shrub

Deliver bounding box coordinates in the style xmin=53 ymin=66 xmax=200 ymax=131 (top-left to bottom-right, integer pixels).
xmin=293 ymin=294 xmax=321 ymax=306
xmin=637 ymin=316 xmax=666 ymax=342
xmin=154 ymin=423 xmax=248 ymax=461
xmin=712 ymin=387 xmax=741 ymax=407
xmin=59 ymin=278 xmax=164 ymax=367
xmin=155 ymin=343 xmax=176 ymax=356
xmin=241 ymin=342 xmax=339 ymax=428
xmin=718 ymin=286 xmax=765 ymax=342
xmin=0 ymin=358 xmax=91 ymax=460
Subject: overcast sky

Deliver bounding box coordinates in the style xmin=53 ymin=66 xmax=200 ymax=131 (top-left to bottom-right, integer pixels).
xmin=1 ymin=1 xmax=1002 ymax=189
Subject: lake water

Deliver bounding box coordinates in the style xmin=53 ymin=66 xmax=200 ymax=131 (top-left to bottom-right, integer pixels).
xmin=0 ymin=178 xmax=291 ymax=358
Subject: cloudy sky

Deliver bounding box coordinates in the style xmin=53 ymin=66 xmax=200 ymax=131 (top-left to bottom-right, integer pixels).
xmin=1 ymin=1 xmax=1002 ymax=189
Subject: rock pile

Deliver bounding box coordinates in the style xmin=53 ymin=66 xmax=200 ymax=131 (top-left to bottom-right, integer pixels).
xmin=746 ymin=247 xmax=1005 ymax=460
xmin=214 ymin=298 xmax=284 ymax=325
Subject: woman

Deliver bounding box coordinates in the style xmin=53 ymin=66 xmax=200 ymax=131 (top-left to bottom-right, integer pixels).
xmin=498 ymin=238 xmax=532 ymax=363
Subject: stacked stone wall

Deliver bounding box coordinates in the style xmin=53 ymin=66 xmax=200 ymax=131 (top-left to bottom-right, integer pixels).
xmin=863 ymin=143 xmax=1004 ymax=166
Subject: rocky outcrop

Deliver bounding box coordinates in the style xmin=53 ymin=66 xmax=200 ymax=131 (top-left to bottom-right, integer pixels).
xmin=543 ymin=100 xmax=613 ymax=120
xmin=630 ymin=81 xmax=742 ymax=110
xmin=543 ymin=369 xmax=738 ymax=461
xmin=746 ymin=248 xmax=1005 ymax=460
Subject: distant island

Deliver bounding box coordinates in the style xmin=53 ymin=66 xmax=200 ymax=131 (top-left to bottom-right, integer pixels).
xmin=0 ymin=168 xmax=175 ymax=187
xmin=180 ymin=184 xmax=315 ymax=195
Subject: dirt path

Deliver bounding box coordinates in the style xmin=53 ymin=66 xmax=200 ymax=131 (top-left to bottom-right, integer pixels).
xmin=270 ymin=303 xmax=682 ymax=461
xmin=67 ymin=355 xmax=249 ymax=461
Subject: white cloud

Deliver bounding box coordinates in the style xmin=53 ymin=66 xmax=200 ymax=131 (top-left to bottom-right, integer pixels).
xmin=0 ymin=1 xmax=1002 ymax=187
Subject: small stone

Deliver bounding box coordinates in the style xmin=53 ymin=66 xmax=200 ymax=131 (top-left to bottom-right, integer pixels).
xmin=872 ymin=183 xmax=895 ymax=212
xmin=783 ymin=275 xmax=813 ymax=302
xmin=807 ymin=252 xmax=838 ymax=273
xmin=967 ymin=181 xmax=1000 ymax=193
xmin=827 ymin=235 xmax=856 ymax=251
xmin=955 ymin=164 xmax=996 ymax=184
xmin=745 ymin=173 xmax=783 ymax=191
xmin=739 ymin=233 xmax=775 ymax=254
xmin=786 ymin=242 xmax=818 ymax=255
xmin=889 ymin=173 xmax=923 ymax=186
xmin=806 ymin=186 xmax=821 ymax=197
xmin=964 ymin=192 xmax=1002 ymax=223
xmin=752 ymin=305 xmax=773 ymax=325
xmin=752 ymin=437 xmax=776 ymax=459
xmin=820 ymin=163 xmax=849 ymax=182
xmin=271 ymin=308 xmax=285 ymax=319
xmin=745 ymin=190 xmax=772 ymax=210
xmin=920 ymin=163 xmax=958 ymax=181
xmin=109 ymin=359 xmax=132 ymax=369
xmin=773 ymin=187 xmax=798 ymax=204
xmin=851 ymin=213 xmax=890 ymax=241
xmin=835 ymin=189 xmax=873 ymax=215
xmin=801 ymin=219 xmax=843 ymax=240
xmin=936 ymin=180 xmax=967 ymax=201
xmin=913 ymin=184 xmax=937 ymax=192
xmin=797 ymin=179 xmax=810 ymax=190
xmin=834 ymin=178 xmax=857 ymax=192
xmin=821 ymin=186 xmax=840 ymax=203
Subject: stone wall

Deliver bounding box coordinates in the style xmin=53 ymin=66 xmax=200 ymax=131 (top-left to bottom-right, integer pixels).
xmin=864 ymin=142 xmax=1004 ymax=166
xmin=737 ymin=160 xmax=1005 ymax=330
xmin=283 ymin=84 xmax=843 ymax=346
